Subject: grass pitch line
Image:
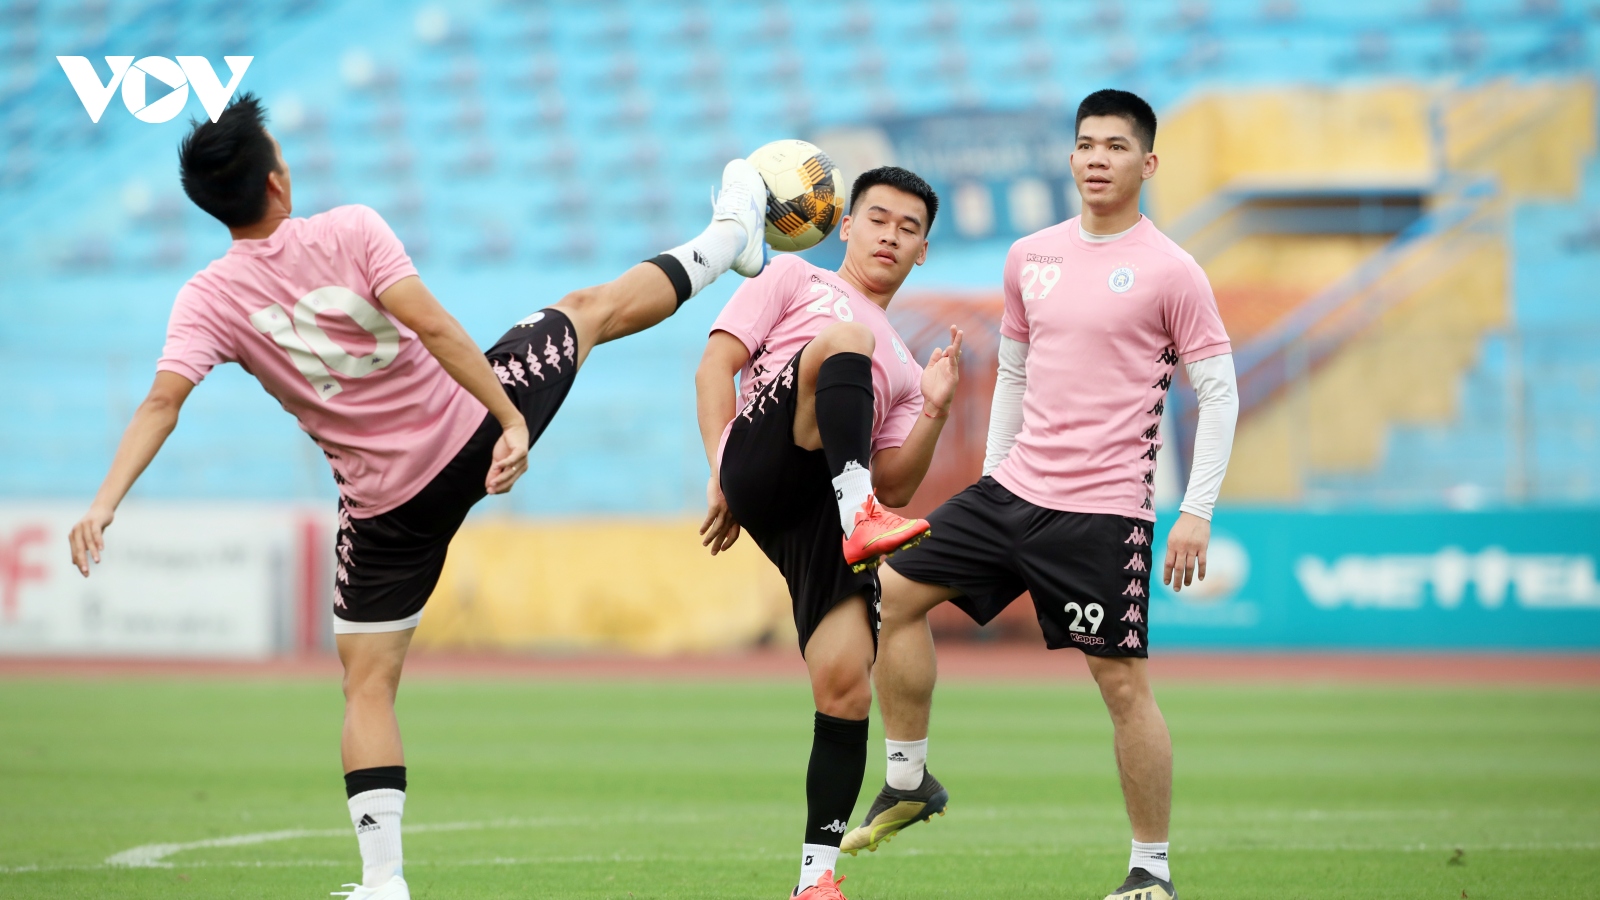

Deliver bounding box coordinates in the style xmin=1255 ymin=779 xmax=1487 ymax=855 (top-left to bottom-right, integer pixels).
xmin=101 ymin=812 xmax=737 ymax=869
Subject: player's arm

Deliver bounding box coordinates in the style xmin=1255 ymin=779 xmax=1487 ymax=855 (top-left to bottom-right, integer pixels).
xmin=68 ymin=371 xmax=195 ymax=576
xmin=983 ymin=335 xmax=1029 ymax=475
xmin=695 ymin=330 xmax=750 ymax=554
xmin=1163 ymin=353 xmax=1239 ymax=592
xmin=377 ymin=275 xmax=528 ymax=495
xmin=870 ymin=326 xmax=964 ymax=508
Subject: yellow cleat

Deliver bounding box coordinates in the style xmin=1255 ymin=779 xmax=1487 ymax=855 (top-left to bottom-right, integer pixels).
xmin=840 ymin=770 xmax=947 ymax=855
xmin=1104 ymin=868 xmax=1177 ymax=900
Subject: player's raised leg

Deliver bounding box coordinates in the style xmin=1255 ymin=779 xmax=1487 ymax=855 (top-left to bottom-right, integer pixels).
xmin=794 ymin=594 xmax=876 ymax=898
xmin=1087 ymin=655 xmax=1176 ymax=900
xmin=842 ymin=565 xmax=956 ymax=855
xmin=791 ymin=323 xmax=932 ymax=573
xmin=333 ymin=629 xmax=415 ymax=900
xmin=553 ymin=159 xmax=769 ymax=370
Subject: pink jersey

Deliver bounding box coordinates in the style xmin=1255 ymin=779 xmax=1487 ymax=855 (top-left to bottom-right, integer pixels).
xmin=993 ymin=216 xmax=1231 ymax=521
xmin=711 ymin=254 xmax=924 ymax=461
xmin=157 ymin=205 xmax=486 ymax=518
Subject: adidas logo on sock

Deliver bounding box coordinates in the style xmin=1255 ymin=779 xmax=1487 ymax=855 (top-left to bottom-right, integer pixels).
xmin=888 ymin=752 xmax=909 ymax=761
xmin=692 ymin=249 xmax=709 ymax=267
xmin=356 ymin=813 xmax=380 ymax=834
xmin=820 ymin=819 xmax=847 ymax=833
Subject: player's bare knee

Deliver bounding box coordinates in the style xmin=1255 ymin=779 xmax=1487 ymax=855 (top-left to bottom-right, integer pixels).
xmin=1092 ymin=661 xmax=1151 ymax=719
xmin=811 ymin=657 xmax=872 ymax=719
xmin=813 ymin=321 xmax=875 ymax=358
xmin=554 ymin=286 xmax=615 ymax=340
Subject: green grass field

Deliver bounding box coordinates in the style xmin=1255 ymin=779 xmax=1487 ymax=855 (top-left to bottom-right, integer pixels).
xmin=1 ymin=676 xmax=1596 ymax=899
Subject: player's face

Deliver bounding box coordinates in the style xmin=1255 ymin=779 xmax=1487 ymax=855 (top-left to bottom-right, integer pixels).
xmin=1070 ymin=116 xmax=1158 ymax=211
xmin=838 ymin=185 xmax=929 ymax=284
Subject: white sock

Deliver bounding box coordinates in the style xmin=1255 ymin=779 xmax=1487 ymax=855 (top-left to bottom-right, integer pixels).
xmin=798 ymin=842 xmax=840 ymax=890
xmin=832 ymin=461 xmax=873 ymax=537
xmin=662 ymin=219 xmax=746 ymax=298
xmin=348 ymin=788 xmax=405 ymax=887
xmin=884 ymin=737 xmax=927 ymax=790
xmin=1130 ymin=839 xmax=1170 ymax=882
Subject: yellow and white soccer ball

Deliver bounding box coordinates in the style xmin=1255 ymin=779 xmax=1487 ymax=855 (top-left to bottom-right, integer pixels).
xmin=747 ymin=139 xmax=845 ymax=252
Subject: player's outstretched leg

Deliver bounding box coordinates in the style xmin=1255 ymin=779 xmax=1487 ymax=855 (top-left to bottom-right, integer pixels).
xmin=793 ymin=595 xmax=876 ymax=899
xmin=791 ymin=324 xmax=929 ymax=572
xmin=1086 ymin=655 xmax=1176 ymax=900
xmin=334 ymin=630 xmax=415 ymax=900
xmin=844 ymin=564 xmax=957 ymax=855
xmin=552 ymin=158 xmax=769 ymax=370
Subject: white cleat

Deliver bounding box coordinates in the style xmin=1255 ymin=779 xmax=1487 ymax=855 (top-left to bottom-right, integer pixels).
xmin=332 ymin=875 xmax=410 ymax=899
xmin=713 ymin=157 xmax=771 ymax=278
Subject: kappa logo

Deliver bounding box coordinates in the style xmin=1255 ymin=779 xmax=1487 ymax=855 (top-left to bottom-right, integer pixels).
xmin=1122 ymin=606 xmax=1144 ymax=624
xmin=1124 ymin=554 xmax=1147 ymax=572
xmin=1069 ymin=632 xmax=1106 ymax=647
xmin=1124 ymin=526 xmax=1148 ymax=546
xmin=356 ymin=813 xmax=380 ymax=834
xmin=1118 ymin=631 xmax=1143 ymax=650
xmin=820 ymin=819 xmax=848 ymax=834
xmin=1122 ymin=579 xmax=1146 ymax=598
xmin=58 ymin=56 xmax=252 ymax=124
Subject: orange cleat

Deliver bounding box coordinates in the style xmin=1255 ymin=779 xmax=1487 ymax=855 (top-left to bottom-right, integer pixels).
xmin=841 ymin=495 xmax=931 ymax=573
xmin=793 ymin=870 xmax=850 ymax=899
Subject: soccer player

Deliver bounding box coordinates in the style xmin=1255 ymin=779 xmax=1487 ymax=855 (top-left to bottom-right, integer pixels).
xmin=65 ymin=94 xmax=772 ymax=900
xmin=855 ymin=90 xmax=1239 ymax=900
xmin=696 ymin=166 xmax=962 ymax=900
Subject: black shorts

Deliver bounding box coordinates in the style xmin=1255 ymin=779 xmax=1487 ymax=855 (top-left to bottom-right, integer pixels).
xmin=719 ymin=348 xmax=878 ymax=655
xmin=332 ymin=309 xmax=580 ymax=631
xmin=886 ymin=476 xmax=1153 ymax=657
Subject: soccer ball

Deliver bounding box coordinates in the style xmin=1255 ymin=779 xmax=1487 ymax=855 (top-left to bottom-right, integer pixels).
xmin=747 ymin=139 xmax=845 ymax=252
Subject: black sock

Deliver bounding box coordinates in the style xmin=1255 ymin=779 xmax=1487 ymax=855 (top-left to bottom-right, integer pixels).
xmin=814 ymin=352 xmax=874 ymax=479
xmin=805 ymin=712 xmax=869 ymax=845
xmin=344 ymin=765 xmax=406 ymax=798
xmin=644 ymin=254 xmax=693 ymax=308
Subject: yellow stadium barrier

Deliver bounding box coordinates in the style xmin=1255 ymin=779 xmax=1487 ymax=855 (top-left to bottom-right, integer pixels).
xmin=412 ymin=518 xmax=795 ymax=655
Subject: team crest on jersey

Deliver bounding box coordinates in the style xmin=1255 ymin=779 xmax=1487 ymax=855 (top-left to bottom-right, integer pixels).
xmin=891 ymin=337 xmax=908 ymax=364
xmin=1108 ymin=267 xmax=1135 ymax=293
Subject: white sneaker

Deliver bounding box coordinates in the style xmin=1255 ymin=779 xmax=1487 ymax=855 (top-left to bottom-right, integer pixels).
xmin=332 ymin=875 xmax=410 ymax=899
xmin=713 ymin=157 xmax=771 ymax=277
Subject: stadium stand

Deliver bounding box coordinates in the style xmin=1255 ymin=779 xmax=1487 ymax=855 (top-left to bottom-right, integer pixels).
xmin=0 ymin=0 xmax=1596 ymax=512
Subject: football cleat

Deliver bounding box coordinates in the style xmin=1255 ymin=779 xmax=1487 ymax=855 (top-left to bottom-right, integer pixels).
xmin=331 ymin=875 xmax=410 ymax=900
xmin=713 ymin=157 xmax=771 ymax=278
xmin=792 ymin=869 xmax=850 ymax=899
xmin=841 ymin=494 xmax=930 ymax=573
xmin=841 ymin=769 xmax=948 ymax=855
xmin=1104 ymin=867 xmax=1177 ymax=900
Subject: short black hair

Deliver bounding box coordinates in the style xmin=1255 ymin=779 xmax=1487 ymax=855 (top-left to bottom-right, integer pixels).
xmin=178 ymin=92 xmax=281 ymax=228
xmin=1075 ymin=89 xmax=1157 ymax=152
xmin=848 ymin=166 xmax=939 ymax=233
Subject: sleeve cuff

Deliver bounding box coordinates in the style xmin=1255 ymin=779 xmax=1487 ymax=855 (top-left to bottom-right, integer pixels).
xmin=709 ymin=325 xmax=760 ymax=357
xmin=155 ymin=359 xmax=205 ymax=384
xmin=999 ymin=323 xmax=1030 ymax=344
xmin=1180 ymin=341 xmax=1232 ymax=364
xmin=1177 ymin=502 xmax=1213 ymax=521
xmin=372 ymin=266 xmax=420 ymax=299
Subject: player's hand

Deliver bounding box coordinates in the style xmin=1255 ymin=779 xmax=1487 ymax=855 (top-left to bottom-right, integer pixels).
xmin=486 ymin=419 xmax=530 ymax=494
xmin=920 ymin=325 xmax=964 ymax=417
xmin=1162 ymin=512 xmax=1210 ymax=593
xmin=68 ymin=505 xmax=115 ymax=577
xmin=700 ymin=475 xmax=741 ymax=555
